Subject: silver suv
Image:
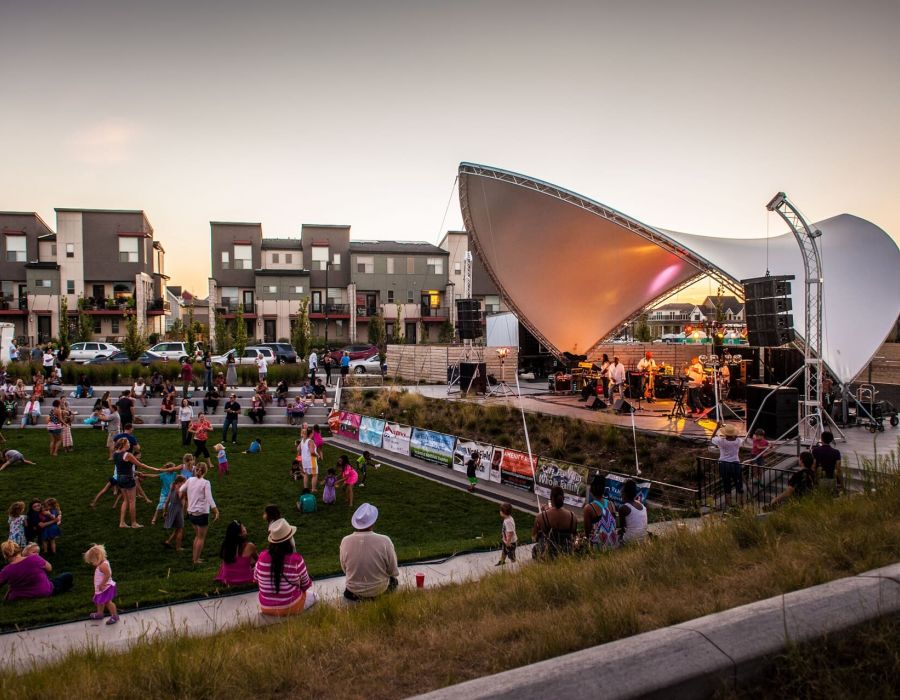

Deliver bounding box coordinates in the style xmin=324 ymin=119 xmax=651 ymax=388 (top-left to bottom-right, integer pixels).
xmin=68 ymin=341 xmax=120 ymax=363
xmin=148 ymin=341 xmax=204 ymax=362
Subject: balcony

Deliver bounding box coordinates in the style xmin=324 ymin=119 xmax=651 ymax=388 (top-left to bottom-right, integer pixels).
xmin=216 ymin=300 xmax=257 ymax=318
xmin=356 ymin=305 xmax=379 ymax=318
xmin=419 ymin=306 xmax=449 ymax=321
xmin=648 ymin=313 xmax=693 ymax=321
xmin=310 ymin=303 xmax=350 ymax=317
xmin=0 ymin=296 xmax=28 ymax=313
xmin=78 ymin=297 xmax=136 ymax=314
xmin=147 ymin=298 xmax=171 ymax=315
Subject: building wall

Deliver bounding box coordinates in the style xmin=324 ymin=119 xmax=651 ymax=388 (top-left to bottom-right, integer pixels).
xmin=210 ymin=223 xmax=262 ymax=287
xmin=301 ymin=225 xmax=350 ymax=289
xmin=56 ymin=211 xmax=84 ymax=311
xmin=80 ymin=211 xmax=151 ymax=281
xmin=351 ymin=253 xmax=448 ymax=307
xmin=260 ymin=248 xmax=302 ymax=269
xmin=0 ymin=213 xmax=51 ymax=284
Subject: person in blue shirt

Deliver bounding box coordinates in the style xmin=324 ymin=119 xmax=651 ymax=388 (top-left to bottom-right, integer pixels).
xmin=340 ymin=351 xmax=351 ymax=380
xmin=242 ymin=438 xmax=262 ymax=455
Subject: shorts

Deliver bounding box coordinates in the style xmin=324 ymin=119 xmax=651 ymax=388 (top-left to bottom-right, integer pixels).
xmin=719 ymin=461 xmax=743 ymax=495
xmin=340 ymin=366 xmax=349 ymax=376
xmin=303 ymin=457 xmax=318 ymax=476
xmin=108 ymin=476 xmax=119 ymax=486
xmin=468 ymin=476 xmax=478 ymax=486
xmin=218 ymin=461 xmax=229 ymax=474
xmin=6 ymin=454 xmax=24 ymax=466
xmin=188 ymin=512 xmax=209 ymax=527
xmin=502 ymin=542 xmax=518 ymax=561
xmin=117 ymin=477 xmax=136 ymax=490
xmin=47 ymin=428 xmax=62 ymax=436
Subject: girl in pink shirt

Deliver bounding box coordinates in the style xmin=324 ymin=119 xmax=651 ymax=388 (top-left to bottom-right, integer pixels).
xmin=335 ymin=455 xmax=358 ymax=508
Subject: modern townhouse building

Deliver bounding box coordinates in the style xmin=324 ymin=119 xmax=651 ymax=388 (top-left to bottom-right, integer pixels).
xmin=439 ymin=229 xmax=509 ymax=321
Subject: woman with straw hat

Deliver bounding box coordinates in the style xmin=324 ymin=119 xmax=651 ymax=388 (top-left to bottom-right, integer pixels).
xmin=711 ymin=423 xmax=744 ymax=508
xmin=253 ymin=518 xmax=316 ymax=616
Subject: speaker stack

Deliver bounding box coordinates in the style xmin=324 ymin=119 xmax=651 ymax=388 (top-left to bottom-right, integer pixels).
xmin=456 ymin=298 xmax=483 ymax=340
xmin=746 ymin=384 xmax=798 ymax=438
xmin=741 ymin=275 xmax=796 ymax=347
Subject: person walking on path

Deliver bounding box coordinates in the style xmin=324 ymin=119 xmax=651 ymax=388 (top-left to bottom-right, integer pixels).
xmin=225 ymin=354 xmax=238 ymax=389
xmin=222 ymin=393 xmax=240 ymax=444
xmin=339 ymin=503 xmax=399 ymax=601
xmin=179 ymin=399 xmax=194 ymax=446
xmin=188 ymin=412 xmax=212 ymax=459
xmin=181 ymin=358 xmax=194 ymax=400
xmin=180 ymin=462 xmax=219 ymax=564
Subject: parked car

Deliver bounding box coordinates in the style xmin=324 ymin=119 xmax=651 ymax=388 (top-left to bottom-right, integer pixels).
xmin=148 ymin=341 xmax=205 ymax=362
xmin=67 ymin=341 xmax=120 ymax=363
xmin=86 ymin=350 xmax=165 ymax=366
xmin=212 ymin=346 xmax=276 ymax=367
xmin=328 ymin=344 xmax=379 ymax=363
xmin=348 ymin=355 xmax=383 ymax=374
xmin=258 ymin=342 xmax=298 ymax=363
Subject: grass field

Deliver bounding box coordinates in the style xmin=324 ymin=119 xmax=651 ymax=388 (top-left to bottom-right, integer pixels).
xmin=0 ymin=427 xmax=528 ymax=630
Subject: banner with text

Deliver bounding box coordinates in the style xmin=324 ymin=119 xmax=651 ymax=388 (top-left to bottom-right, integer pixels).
xmin=410 ymin=428 xmax=456 ymax=468
xmin=603 ymin=473 xmax=651 ymax=506
xmin=452 ymin=439 xmax=497 ymax=482
xmin=492 ymin=447 xmax=538 ymax=491
xmin=381 ymin=422 xmax=412 ymax=456
xmin=359 ymin=416 xmax=385 ymax=448
xmin=337 ymin=412 xmax=361 ymax=441
xmin=535 ymin=458 xmax=591 ymax=508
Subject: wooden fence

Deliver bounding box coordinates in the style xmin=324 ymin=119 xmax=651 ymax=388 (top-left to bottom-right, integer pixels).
xmin=386 ymin=344 xmax=519 ymax=384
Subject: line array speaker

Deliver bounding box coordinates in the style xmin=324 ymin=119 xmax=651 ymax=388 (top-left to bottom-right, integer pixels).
xmin=741 ymin=274 xmax=796 ymax=347
xmin=456 ymin=298 xmax=483 ymax=340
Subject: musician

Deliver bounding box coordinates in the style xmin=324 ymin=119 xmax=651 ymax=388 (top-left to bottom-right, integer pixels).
xmin=607 ymin=356 xmax=626 ymax=401
xmin=636 ymin=351 xmax=658 ymax=403
xmin=600 ymin=354 xmax=611 ymax=398
xmin=686 ymin=357 xmax=706 ymax=415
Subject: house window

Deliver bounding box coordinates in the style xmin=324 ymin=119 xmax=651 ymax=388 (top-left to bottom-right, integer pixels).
xmin=93 ymin=319 xmax=102 ymax=334
xmin=66 ymin=280 xmax=75 ymax=294
xmin=5 ymin=236 xmax=26 ymax=262
xmin=221 ymin=251 xmax=230 ymax=269
xmin=387 ymin=290 xmax=394 ymax=303
xmin=36 ymin=279 xmax=52 ymax=288
xmin=426 ymin=257 xmax=443 ymax=275
xmin=311 ymin=246 xmax=329 ymax=271
xmin=407 ymin=290 xmax=414 ymax=303
xmin=234 ymin=244 xmax=252 ymax=270
xmin=386 ymin=257 xmax=395 ymax=274
xmin=266 ymin=285 xmax=277 ymax=294
xmin=118 ymin=237 xmax=139 ymax=263
xmin=406 ymin=257 xmax=415 ymax=274
xmin=50 ymin=244 xmax=57 ymax=257
xmin=454 ymin=262 xmax=461 ymax=274
xmin=271 ymin=253 xmax=279 ymax=264
xmin=293 ymin=285 xmax=304 ymax=294
xmin=111 ymin=318 xmax=119 ymax=334
xmin=220 ymin=287 xmax=238 ymax=308
xmin=66 ymin=243 xmax=75 ymax=258
xmin=356 ymin=256 xmax=374 ymax=274
xmin=285 ymin=253 xmax=292 ymax=264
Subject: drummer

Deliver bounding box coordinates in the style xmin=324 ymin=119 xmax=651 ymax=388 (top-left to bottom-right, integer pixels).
xmin=636 ymin=351 xmax=658 ymax=403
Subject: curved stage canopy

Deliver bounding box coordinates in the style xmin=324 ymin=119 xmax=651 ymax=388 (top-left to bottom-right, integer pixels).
xmin=458 ymin=162 xmax=900 ymax=384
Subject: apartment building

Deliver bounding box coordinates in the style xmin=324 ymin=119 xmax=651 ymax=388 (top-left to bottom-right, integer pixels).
xmin=439 ymin=229 xmax=509 ymax=320
xmin=1 ymin=208 xmax=169 ymax=344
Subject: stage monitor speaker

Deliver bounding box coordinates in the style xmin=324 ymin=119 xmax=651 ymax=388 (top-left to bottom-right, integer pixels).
xmin=742 ymin=274 xmax=796 ymax=347
xmin=456 ymin=299 xmax=483 ymax=340
xmin=614 ymin=398 xmax=635 ymax=414
xmin=459 ymin=361 xmax=486 ymax=394
xmin=586 ymin=396 xmax=607 ymax=410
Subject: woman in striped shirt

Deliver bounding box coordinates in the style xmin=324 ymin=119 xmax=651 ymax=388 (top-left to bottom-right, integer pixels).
xmin=253 ymin=518 xmax=317 ymax=616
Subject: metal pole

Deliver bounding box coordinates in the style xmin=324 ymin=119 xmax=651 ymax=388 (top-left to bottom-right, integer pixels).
xmin=324 ymin=261 xmax=329 ymax=348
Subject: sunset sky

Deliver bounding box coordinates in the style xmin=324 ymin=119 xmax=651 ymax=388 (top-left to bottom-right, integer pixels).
xmin=1 ymin=0 xmax=897 ymax=297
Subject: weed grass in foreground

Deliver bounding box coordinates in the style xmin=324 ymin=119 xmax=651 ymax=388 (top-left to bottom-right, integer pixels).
xmin=4 ymin=479 xmax=900 ymax=699
xmin=0 ymin=428 xmax=528 ymax=629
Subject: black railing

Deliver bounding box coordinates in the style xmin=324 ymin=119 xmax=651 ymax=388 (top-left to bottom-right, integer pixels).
xmin=0 ymin=296 xmax=27 ymax=311
xmin=311 ymin=303 xmax=350 ymax=314
xmin=356 ymin=306 xmax=378 ymax=317
xmin=696 ymin=456 xmax=793 ymax=512
xmin=147 ymin=298 xmax=170 ymax=312
xmin=419 ymin=306 xmax=449 ymax=318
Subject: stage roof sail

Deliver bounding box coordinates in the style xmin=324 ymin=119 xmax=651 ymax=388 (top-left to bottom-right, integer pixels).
xmin=458 ymin=162 xmax=900 ymax=384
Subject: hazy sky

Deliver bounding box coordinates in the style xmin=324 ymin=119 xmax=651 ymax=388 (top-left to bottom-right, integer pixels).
xmin=1 ymin=0 xmax=897 ymax=296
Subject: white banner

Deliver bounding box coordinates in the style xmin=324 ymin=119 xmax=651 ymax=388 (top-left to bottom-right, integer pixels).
xmin=452 ymin=439 xmax=496 ymax=481
xmin=382 ymin=422 xmax=412 ymax=456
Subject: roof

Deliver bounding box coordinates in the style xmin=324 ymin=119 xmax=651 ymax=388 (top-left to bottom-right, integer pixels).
xmin=260 ymin=238 xmax=303 ymax=250
xmin=0 ymin=211 xmax=55 ymax=233
xmin=650 ymin=302 xmax=696 ymax=312
xmin=210 ymin=221 xmax=262 ymax=227
xmin=349 ymin=240 xmax=448 ymax=255
xmin=700 ymin=295 xmax=744 ymax=313
xmin=459 ymin=162 xmax=900 ymax=384
xmin=37 ymin=233 xmax=57 ymax=241
xmin=55 ymin=208 xmax=145 ymax=215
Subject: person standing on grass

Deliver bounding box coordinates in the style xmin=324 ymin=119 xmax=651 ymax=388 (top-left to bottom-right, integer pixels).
xmin=181 ymin=358 xmax=194 ymax=399
xmin=46 ymin=399 xmax=63 ymax=457
xmin=496 ymin=502 xmax=517 ymax=565
xmin=180 ymin=462 xmax=219 ymax=565
xmin=84 ymin=544 xmax=118 ymax=625
xmin=163 ymin=474 xmax=187 ymax=550
xmin=340 ymin=503 xmax=399 ymax=601
xmin=103 ymin=405 xmax=121 ymax=460
xmin=812 ymin=431 xmax=843 ymax=495
xmin=711 ymin=424 xmax=744 ymax=507
xmin=116 ymin=391 xmax=135 ymax=429
xmin=179 ymin=398 xmax=194 ymax=446
xmin=466 ymin=453 xmax=478 ymax=492
xmin=140 ymin=462 xmax=182 ymax=526
xmin=113 ymin=437 xmax=150 ymax=529
xmin=335 ymin=454 xmax=358 ymax=507
xmin=60 ymin=399 xmax=74 ymax=453
xmin=618 ymin=479 xmax=648 ymax=544
xmin=355 ymin=450 xmax=376 ymax=489
xmin=214 ymin=443 xmax=230 ymax=479
xmin=189 ymin=412 xmax=212 ymax=459
xmin=222 ymin=393 xmax=240 ymax=444
xmin=254 ymin=518 xmax=316 ymax=616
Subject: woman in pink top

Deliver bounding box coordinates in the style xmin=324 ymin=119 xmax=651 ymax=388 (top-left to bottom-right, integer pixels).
xmin=0 ymin=540 xmax=73 ymax=600
xmin=214 ymin=520 xmax=257 ymax=586
xmin=335 ymin=455 xmax=359 ymax=508
xmin=253 ymin=518 xmax=316 ymax=616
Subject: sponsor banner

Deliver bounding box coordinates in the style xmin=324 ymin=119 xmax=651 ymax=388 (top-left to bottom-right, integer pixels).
xmin=535 ymin=458 xmax=591 ymax=508
xmin=410 ymin=428 xmax=456 ymax=467
xmin=604 ymin=473 xmax=651 ymax=506
xmin=382 ymin=422 xmax=412 ymax=456
xmin=452 ymin=439 xmax=496 ymax=481
xmin=337 ymin=411 xmax=361 ymax=441
xmin=492 ymin=447 xmax=537 ymax=492
xmin=327 ymin=409 xmax=341 ymax=434
xmin=359 ymin=416 xmax=385 ymax=448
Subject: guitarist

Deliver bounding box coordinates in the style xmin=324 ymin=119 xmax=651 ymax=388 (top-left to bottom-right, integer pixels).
xmin=636 ymin=351 xmax=658 ymax=403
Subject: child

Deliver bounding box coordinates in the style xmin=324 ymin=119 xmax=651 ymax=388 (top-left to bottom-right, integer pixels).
xmin=263 ymin=504 xmax=281 ymax=530
xmin=39 ymin=498 xmax=62 ymax=554
xmin=287 ymin=397 xmax=306 ymax=426
xmin=163 ymin=475 xmax=187 ymax=551
xmin=242 ymin=438 xmax=262 ymax=455
xmin=214 ymin=443 xmax=229 ymax=478
xmin=7 ymin=501 xmax=27 ymax=548
xmin=290 ymin=453 xmax=303 ymax=482
xmin=0 ymin=449 xmax=36 ymax=471
xmin=297 ymin=487 xmax=317 ymax=514
xmin=497 ymin=502 xmax=517 ymax=565
xmin=335 ymin=455 xmax=358 ymax=508
xmin=179 ymin=453 xmax=196 ymax=480
xmin=750 ymin=429 xmax=769 ymax=485
xmin=141 ymin=462 xmax=181 ymax=526
xmin=322 ymin=468 xmax=337 ymax=505
xmin=84 ymin=544 xmax=118 ymax=624
xmin=355 ymin=450 xmax=377 ymax=488
xmin=25 ymin=498 xmax=42 ymax=542
xmin=466 ymin=453 xmax=479 ymax=492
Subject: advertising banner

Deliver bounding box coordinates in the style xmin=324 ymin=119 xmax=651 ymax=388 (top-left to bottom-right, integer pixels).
xmin=381 ymin=422 xmax=412 ymax=456
xmin=492 ymin=447 xmax=537 ymax=491
xmin=337 ymin=411 xmax=361 ymax=441
xmin=604 ymin=473 xmax=651 ymax=506
xmin=535 ymin=458 xmax=591 ymax=508
xmin=410 ymin=428 xmax=456 ymax=467
xmin=452 ymin=439 xmax=497 ymax=481
xmin=327 ymin=409 xmax=341 ymax=434
xmin=359 ymin=416 xmax=385 ymax=448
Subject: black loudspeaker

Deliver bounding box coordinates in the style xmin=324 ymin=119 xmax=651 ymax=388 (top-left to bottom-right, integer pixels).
xmin=586 ymin=396 xmax=607 ymax=410
xmin=614 ymin=398 xmax=635 ymax=414
xmin=459 ymin=362 xmax=486 ymax=394
xmin=746 ymin=384 xmax=798 ymax=438
xmin=456 ymin=299 xmax=483 ymax=340
xmin=742 ymin=274 xmax=796 ymax=347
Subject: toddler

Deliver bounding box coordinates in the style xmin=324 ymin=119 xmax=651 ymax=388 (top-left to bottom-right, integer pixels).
xmin=298 ymin=487 xmax=317 ymax=514
xmin=322 ymin=468 xmax=337 ymax=505
xmin=290 ymin=456 xmax=302 ymax=481
xmin=496 ymin=502 xmax=517 ymax=565
xmin=214 ymin=443 xmax=229 ymax=478
xmin=7 ymin=501 xmax=27 ymax=548
xmin=356 ymin=450 xmax=376 ymax=488
xmin=243 ymin=438 xmax=262 ymax=454
xmin=39 ymin=498 xmax=62 ymax=554
xmin=751 ymin=429 xmax=769 ymax=484
xmin=84 ymin=544 xmax=118 ymax=624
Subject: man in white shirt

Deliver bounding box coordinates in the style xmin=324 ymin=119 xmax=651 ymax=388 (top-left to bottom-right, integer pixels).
xmin=607 ymin=357 xmax=626 ymax=401
xmin=256 ymin=353 xmax=268 ymax=382
xmin=308 ymin=350 xmax=318 ymax=382
xmin=340 ymin=503 xmax=399 ymax=600
xmin=636 ymin=351 xmax=658 ymax=403
xmin=686 ymin=357 xmax=706 ymax=414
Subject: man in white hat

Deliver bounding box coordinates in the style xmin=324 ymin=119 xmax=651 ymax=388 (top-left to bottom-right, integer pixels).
xmin=340 ymin=503 xmax=399 ymax=601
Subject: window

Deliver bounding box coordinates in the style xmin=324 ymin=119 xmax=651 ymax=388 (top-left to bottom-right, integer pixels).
xmin=332 ymin=253 xmax=340 ymax=265
xmin=111 ymin=318 xmax=119 ymax=334
xmin=93 ymin=319 xmax=101 ymax=334
xmin=66 ymin=280 xmax=75 ymax=294
xmin=221 ymin=251 xmax=230 ymax=269
xmin=234 ymin=244 xmax=252 ymax=270
xmin=387 ymin=290 xmax=394 ymax=303
xmin=285 ymin=253 xmax=292 ymax=264
xmin=266 ymin=285 xmax=277 ymax=294
xmin=426 ymin=257 xmax=443 ymax=275
xmin=51 ymin=244 xmax=57 ymax=256
xmin=454 ymin=262 xmax=461 ymax=274
xmin=66 ymin=243 xmax=75 ymax=258
xmin=386 ymin=257 xmax=394 ymax=274
xmin=118 ymin=237 xmax=139 ymax=263
xmin=356 ymin=256 xmax=374 ymax=274
xmin=220 ymin=287 xmax=238 ymax=308
xmin=271 ymin=253 xmax=280 ymax=264
xmin=5 ymin=236 xmax=26 ymax=262
xmin=36 ymin=279 xmax=52 ymax=288
xmin=407 ymin=290 xmax=414 ymax=303
xmin=293 ymin=285 xmax=304 ymax=294
xmin=311 ymin=246 xmax=329 ymax=271
xmin=406 ymin=257 xmax=415 ymax=274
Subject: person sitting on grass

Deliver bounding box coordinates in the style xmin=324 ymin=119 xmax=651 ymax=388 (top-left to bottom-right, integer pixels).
xmin=0 ymin=449 xmax=36 ymax=472
xmin=243 ymin=438 xmax=262 ymax=455
xmin=532 ymin=486 xmax=578 ymax=559
xmin=0 ymin=540 xmax=73 ymax=601
xmin=297 ymin=488 xmax=317 ymax=514
xmin=214 ymin=519 xmax=257 ymax=586
xmin=339 ymin=503 xmax=399 ymax=601
xmin=254 ymin=518 xmax=316 ymax=616
xmin=618 ymin=479 xmax=648 ymax=545
xmin=769 ymin=451 xmax=817 ymax=509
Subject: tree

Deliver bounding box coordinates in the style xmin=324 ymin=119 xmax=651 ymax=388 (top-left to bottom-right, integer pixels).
xmin=391 ymin=307 xmax=404 ymax=345
xmin=57 ymin=295 xmax=71 ymax=355
xmin=233 ymin=303 xmax=248 ymax=356
xmin=438 ymin=319 xmax=455 ymax=344
xmin=292 ymin=297 xmax=312 ymax=359
xmin=76 ymin=297 xmax=94 ymax=342
xmin=185 ymin=303 xmax=196 ymax=352
xmin=122 ymin=311 xmax=147 ymax=360
xmin=168 ymin=318 xmax=185 ymax=341
xmin=368 ymin=311 xmax=386 ymax=350
xmin=635 ymin=313 xmax=652 ymax=343
xmin=214 ymin=311 xmax=231 ymax=354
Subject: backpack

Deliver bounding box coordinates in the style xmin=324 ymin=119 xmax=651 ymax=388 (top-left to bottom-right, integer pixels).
xmin=588 ymin=499 xmax=619 ymax=550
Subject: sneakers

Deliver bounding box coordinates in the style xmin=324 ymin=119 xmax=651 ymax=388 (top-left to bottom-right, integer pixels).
xmin=495 ymin=560 xmax=506 ymax=566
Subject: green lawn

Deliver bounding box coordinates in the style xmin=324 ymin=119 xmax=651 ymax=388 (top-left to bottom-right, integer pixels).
xmin=0 ymin=427 xmax=524 ymax=630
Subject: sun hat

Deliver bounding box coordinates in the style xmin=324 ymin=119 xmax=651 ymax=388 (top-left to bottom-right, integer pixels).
xmin=267 ymin=518 xmax=297 ymax=544
xmin=351 ymin=503 xmax=379 ymax=530
xmin=720 ymin=424 xmax=739 ymax=437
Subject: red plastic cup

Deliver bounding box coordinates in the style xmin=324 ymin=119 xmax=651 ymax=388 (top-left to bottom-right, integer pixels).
xmin=415 ymin=572 xmax=425 ymax=588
